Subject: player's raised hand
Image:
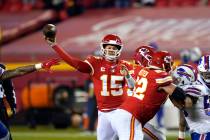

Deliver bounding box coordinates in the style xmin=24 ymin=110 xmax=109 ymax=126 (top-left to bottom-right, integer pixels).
xmin=120 ymin=64 xmax=129 ymax=76
xmin=41 ymin=58 xmax=60 ymax=72
xmin=43 ymin=24 xmax=57 ymax=46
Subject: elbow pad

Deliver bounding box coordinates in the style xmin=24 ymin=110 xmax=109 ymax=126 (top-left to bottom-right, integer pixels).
xmin=170 ymin=87 xmax=186 ymax=102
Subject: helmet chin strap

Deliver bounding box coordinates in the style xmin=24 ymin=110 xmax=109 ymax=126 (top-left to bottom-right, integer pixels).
xmin=104 ymin=55 xmax=118 ymax=62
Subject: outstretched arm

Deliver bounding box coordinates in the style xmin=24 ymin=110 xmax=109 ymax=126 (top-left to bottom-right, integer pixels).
xmin=159 ymin=84 xmax=186 ymax=109
xmin=43 ymin=24 xmax=92 ymax=74
xmin=0 ymin=58 xmax=59 ymax=80
xmin=52 ymin=44 xmax=92 ymax=73
xmin=1 ymin=65 xmax=37 ymax=80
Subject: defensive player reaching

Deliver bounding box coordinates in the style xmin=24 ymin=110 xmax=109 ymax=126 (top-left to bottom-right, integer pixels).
xmin=110 ymin=51 xmax=186 ymax=140
xmin=0 ymin=59 xmax=59 ymax=80
xmin=0 ymin=59 xmax=59 ymax=140
xmin=43 ymin=24 xmax=134 ymax=140
xmin=173 ymin=64 xmax=210 ymax=140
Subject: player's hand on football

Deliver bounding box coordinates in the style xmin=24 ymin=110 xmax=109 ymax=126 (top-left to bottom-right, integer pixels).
xmin=41 ymin=58 xmax=60 ymax=72
xmin=120 ymin=64 xmax=129 ymax=76
xmin=43 ymin=24 xmax=57 ymax=46
xmin=177 ymin=138 xmax=185 ymax=140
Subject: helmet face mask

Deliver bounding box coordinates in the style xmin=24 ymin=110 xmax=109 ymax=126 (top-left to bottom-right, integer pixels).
xmin=101 ymin=34 xmax=123 ymax=61
xmin=101 ymin=44 xmax=122 ymax=60
xmin=200 ymin=72 xmax=210 ymax=83
xmin=150 ymin=51 xmax=173 ymax=72
xmin=172 ymin=76 xmax=182 ymax=86
xmin=163 ymin=55 xmax=173 ymax=72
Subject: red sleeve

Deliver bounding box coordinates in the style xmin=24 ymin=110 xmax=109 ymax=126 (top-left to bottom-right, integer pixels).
xmin=155 ymin=72 xmax=172 ymax=87
xmin=84 ymin=55 xmax=101 ymax=75
xmin=52 ymin=44 xmax=91 ymax=73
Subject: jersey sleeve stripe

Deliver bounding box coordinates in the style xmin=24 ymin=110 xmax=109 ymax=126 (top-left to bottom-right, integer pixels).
xmin=186 ymin=87 xmax=201 ymax=92
xmin=155 ymin=76 xmax=172 ymax=84
xmin=84 ymin=60 xmax=94 ymax=75
xmin=185 ymin=90 xmax=201 ymax=97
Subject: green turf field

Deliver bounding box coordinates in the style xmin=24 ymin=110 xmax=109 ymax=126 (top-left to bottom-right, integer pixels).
xmin=11 ymin=126 xmax=191 ymax=140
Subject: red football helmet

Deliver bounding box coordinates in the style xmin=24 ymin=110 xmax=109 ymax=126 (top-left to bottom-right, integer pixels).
xmin=101 ymin=34 xmax=123 ymax=60
xmin=150 ymin=51 xmax=173 ymax=72
xmin=134 ymin=45 xmax=155 ymax=67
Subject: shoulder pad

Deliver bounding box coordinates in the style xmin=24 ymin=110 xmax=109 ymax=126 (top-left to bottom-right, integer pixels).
xmin=184 ymin=85 xmax=203 ymax=97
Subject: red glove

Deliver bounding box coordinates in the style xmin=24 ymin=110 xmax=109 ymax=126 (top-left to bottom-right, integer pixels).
xmin=177 ymin=138 xmax=185 ymax=140
xmin=41 ymin=58 xmax=60 ymax=72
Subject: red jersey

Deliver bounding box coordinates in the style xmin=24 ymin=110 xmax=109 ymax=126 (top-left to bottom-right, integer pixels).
xmin=85 ymin=55 xmax=133 ymax=111
xmin=120 ymin=66 xmax=172 ymax=126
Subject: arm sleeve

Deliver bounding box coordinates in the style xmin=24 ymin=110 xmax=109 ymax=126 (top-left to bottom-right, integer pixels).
xmin=52 ymin=44 xmax=92 ymax=73
xmin=2 ymin=79 xmax=16 ymax=109
xmin=170 ymin=87 xmax=186 ymax=103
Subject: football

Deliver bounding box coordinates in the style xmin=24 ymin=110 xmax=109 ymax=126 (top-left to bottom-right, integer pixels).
xmin=43 ymin=24 xmax=56 ymax=38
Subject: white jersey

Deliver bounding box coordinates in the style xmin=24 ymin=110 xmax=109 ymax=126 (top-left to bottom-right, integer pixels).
xmin=196 ymin=74 xmax=210 ymax=95
xmin=181 ymin=84 xmax=210 ymax=134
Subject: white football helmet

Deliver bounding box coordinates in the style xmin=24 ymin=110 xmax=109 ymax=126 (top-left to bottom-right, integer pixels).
xmin=100 ymin=34 xmax=123 ymax=61
xmin=197 ymin=55 xmax=210 ymax=83
xmin=172 ymin=64 xmax=198 ymax=86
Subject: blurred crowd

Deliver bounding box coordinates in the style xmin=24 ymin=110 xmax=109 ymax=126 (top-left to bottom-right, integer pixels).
xmin=0 ymin=0 xmax=209 ymax=22
xmin=1 ymin=0 xmax=210 ymax=12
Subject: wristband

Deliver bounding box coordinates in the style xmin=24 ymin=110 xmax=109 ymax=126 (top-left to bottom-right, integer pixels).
xmin=35 ymin=63 xmax=42 ymax=70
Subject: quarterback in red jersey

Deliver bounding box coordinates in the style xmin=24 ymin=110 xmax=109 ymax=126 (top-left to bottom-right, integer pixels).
xmin=44 ymin=25 xmax=133 ymax=140
xmin=109 ymin=51 xmax=186 ymax=140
